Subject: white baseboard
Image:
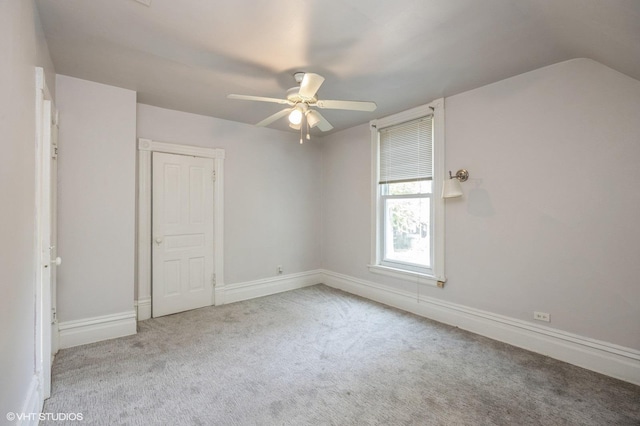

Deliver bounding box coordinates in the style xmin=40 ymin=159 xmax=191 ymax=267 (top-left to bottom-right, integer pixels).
xmin=16 ymin=375 xmax=42 ymax=426
xmin=127 ymin=268 xmax=640 ymax=385
xmin=136 ymin=271 xmax=323 ymax=316
xmin=221 ymin=270 xmax=323 ymax=304
xmin=135 ymin=297 xmax=152 ymax=321
xmin=58 ymin=311 xmax=137 ymax=349
xmin=321 ymin=269 xmax=640 ymax=386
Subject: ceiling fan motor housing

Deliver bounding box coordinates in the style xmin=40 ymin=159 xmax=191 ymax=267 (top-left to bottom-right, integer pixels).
xmin=287 ymin=87 xmax=316 ymax=104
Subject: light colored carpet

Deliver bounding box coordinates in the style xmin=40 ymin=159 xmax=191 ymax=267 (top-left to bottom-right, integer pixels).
xmin=43 ymin=285 xmax=640 ymax=425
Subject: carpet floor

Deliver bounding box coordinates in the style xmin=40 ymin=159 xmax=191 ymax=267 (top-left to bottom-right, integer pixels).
xmin=43 ymin=284 xmax=640 ymax=425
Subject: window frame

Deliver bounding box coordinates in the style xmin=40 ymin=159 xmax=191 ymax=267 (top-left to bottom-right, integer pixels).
xmin=369 ymin=99 xmax=446 ymax=287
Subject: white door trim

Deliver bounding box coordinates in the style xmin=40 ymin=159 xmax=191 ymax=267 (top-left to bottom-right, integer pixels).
xmin=50 ymin=110 xmax=60 ymax=356
xmin=137 ymin=138 xmax=225 ymax=320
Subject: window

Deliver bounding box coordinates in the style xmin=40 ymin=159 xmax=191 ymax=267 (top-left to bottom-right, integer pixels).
xmin=370 ymin=100 xmax=445 ymax=286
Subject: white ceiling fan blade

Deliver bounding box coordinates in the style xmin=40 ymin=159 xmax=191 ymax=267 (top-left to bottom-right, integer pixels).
xmin=228 ymin=94 xmax=292 ymax=105
xmin=314 ymin=99 xmax=377 ymax=112
xmin=299 ymin=73 xmax=325 ymax=100
xmin=309 ymin=110 xmax=333 ymax=131
xmin=256 ymin=108 xmax=293 ymax=127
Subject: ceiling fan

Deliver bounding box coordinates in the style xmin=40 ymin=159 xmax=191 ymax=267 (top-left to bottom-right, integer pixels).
xmin=227 ymin=72 xmax=377 ymax=142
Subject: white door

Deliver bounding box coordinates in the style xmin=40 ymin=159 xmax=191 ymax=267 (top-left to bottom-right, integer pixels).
xmin=35 ymin=67 xmax=59 ymax=402
xmin=152 ymin=152 xmax=214 ymax=317
xmin=40 ymin=99 xmax=60 ymax=398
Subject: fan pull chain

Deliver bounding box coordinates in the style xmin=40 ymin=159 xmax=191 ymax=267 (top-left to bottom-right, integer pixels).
xmin=300 ymin=119 xmax=303 ymax=144
xmin=306 ymin=117 xmax=311 ymax=141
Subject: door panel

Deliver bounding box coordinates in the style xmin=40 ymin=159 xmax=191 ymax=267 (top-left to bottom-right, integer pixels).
xmin=152 ymin=152 xmax=214 ymax=317
xmin=189 ymin=257 xmax=205 ymax=290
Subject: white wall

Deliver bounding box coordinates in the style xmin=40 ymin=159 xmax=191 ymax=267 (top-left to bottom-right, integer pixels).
xmin=137 ymin=104 xmax=323 ymax=287
xmin=0 ymin=0 xmax=55 ymax=416
xmin=321 ymin=123 xmax=376 ymax=278
xmin=321 ymin=59 xmax=640 ymax=351
xmin=56 ymin=75 xmax=137 ymax=322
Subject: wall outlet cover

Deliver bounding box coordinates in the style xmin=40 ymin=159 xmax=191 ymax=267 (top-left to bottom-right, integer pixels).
xmin=534 ymin=311 xmax=550 ymax=322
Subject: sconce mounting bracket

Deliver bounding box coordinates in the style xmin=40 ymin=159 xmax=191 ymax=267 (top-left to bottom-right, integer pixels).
xmin=451 ymin=169 xmax=469 ymax=182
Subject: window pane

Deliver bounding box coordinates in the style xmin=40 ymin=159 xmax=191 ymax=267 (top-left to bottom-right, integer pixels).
xmin=385 ymin=180 xmax=432 ymax=195
xmin=383 ymin=197 xmax=430 ymax=267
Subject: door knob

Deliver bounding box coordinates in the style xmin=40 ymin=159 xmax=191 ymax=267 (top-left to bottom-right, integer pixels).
xmin=53 ymin=257 xmax=62 ymax=266
xmin=155 ymin=237 xmax=163 ymax=245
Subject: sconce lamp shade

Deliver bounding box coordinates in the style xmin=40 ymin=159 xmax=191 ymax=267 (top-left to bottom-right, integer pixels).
xmin=442 ymin=178 xmax=463 ymax=198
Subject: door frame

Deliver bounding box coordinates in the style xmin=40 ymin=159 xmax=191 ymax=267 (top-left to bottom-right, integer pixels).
xmin=137 ymin=138 xmax=225 ymax=320
xmin=50 ymin=112 xmax=60 ymax=356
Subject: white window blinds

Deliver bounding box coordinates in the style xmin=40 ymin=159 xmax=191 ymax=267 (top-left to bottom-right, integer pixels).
xmin=379 ymin=115 xmax=433 ymax=184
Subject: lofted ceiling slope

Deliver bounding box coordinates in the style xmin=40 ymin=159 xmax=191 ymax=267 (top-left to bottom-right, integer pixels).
xmin=35 ymin=0 xmax=640 ymax=135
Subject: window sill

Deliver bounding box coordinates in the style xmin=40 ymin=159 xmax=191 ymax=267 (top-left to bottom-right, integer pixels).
xmin=368 ymin=264 xmax=444 ymax=288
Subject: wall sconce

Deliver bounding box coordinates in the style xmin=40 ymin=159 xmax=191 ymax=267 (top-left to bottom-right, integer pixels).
xmin=442 ymin=169 xmax=469 ymax=198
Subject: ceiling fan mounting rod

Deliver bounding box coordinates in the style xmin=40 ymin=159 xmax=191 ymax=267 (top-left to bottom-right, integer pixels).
xmin=293 ymin=72 xmax=305 ymax=84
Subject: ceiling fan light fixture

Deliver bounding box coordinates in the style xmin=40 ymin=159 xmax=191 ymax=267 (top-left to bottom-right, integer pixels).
xmin=306 ymin=110 xmax=320 ymax=128
xmin=288 ymin=108 xmax=303 ymax=125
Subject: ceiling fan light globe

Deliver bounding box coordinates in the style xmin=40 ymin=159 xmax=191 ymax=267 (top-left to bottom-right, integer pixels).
xmin=288 ymin=109 xmax=303 ymax=125
xmin=306 ymin=110 xmax=321 ymax=128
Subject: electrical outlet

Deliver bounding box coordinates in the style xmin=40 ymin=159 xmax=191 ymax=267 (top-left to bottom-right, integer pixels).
xmin=534 ymin=311 xmax=550 ymax=322
xmin=277 ymin=265 xmax=283 ymax=275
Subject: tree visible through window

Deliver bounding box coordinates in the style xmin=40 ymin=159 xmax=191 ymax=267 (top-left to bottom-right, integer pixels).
xmin=382 ymin=180 xmax=431 ymax=269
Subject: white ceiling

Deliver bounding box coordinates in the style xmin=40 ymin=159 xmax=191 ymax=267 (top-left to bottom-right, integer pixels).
xmin=35 ymin=0 xmax=640 ymax=135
